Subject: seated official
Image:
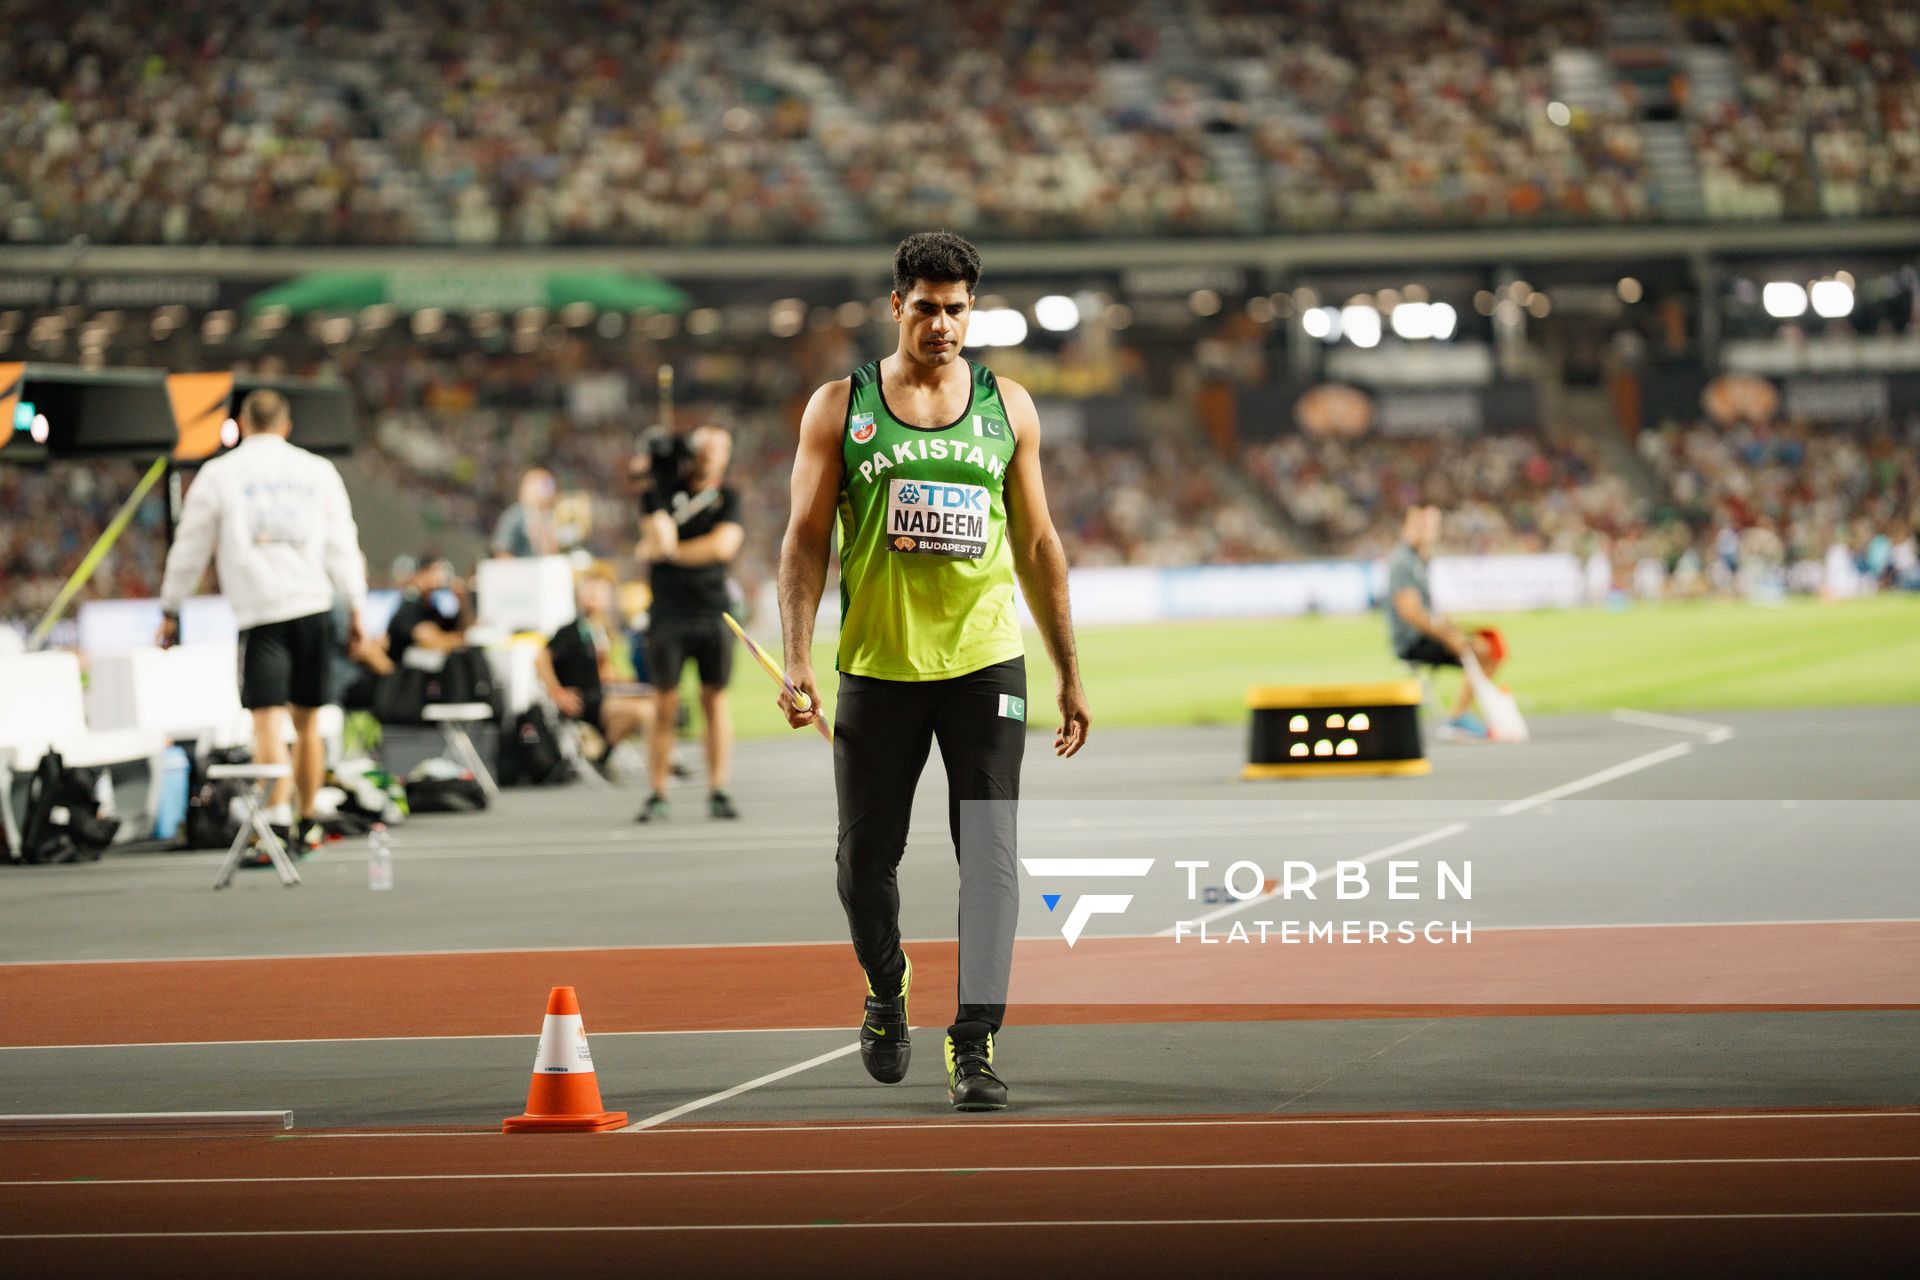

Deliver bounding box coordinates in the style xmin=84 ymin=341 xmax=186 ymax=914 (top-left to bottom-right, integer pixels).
xmin=332 ymin=591 xmax=395 ymax=710
xmin=537 ymin=575 xmax=655 ymax=764
xmin=1385 ymin=504 xmax=1507 ymax=741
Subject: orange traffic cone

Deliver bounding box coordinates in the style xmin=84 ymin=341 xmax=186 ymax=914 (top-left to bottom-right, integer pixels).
xmin=503 ymin=986 xmax=628 ymax=1133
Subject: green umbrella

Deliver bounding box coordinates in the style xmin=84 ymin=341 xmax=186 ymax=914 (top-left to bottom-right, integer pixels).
xmin=248 ymin=269 xmax=690 ymax=315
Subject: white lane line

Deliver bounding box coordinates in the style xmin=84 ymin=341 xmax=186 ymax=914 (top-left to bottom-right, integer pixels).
xmin=0 ymin=939 xmax=855 ymax=968
xmin=1470 ymin=917 xmax=1920 ymax=933
xmin=0 ymin=1112 xmax=291 ymax=1135
xmin=257 ymin=823 xmax=1443 ymax=864
xmin=648 ymin=1110 xmax=1920 ymax=1136
xmin=1152 ymin=730 xmax=1724 ymax=935
xmin=11 ymin=1155 xmax=1918 ymax=1189
xmin=617 ymin=1042 xmax=862 ymax=1132
xmin=1156 ymin=822 xmax=1472 ymax=935
xmin=1495 ymin=743 xmax=1695 ymax=817
xmin=0 ymin=1028 xmax=849 ymax=1053
xmin=1611 ymin=709 xmax=1736 ymax=745
xmin=382 ymin=810 xmax=1419 ymax=855
xmin=227 ymin=1109 xmax=1920 ymax=1142
xmin=8 ymin=1212 xmax=1919 ymax=1239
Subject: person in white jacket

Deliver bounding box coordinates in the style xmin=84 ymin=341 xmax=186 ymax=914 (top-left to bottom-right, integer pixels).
xmin=159 ymin=390 xmax=368 ymax=841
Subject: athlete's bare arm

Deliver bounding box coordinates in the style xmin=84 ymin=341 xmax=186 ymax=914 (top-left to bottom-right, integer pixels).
xmin=775 ymin=377 xmax=851 ymax=730
xmin=1392 ymin=586 xmax=1468 ymax=656
xmin=999 ymin=376 xmax=1089 ymax=758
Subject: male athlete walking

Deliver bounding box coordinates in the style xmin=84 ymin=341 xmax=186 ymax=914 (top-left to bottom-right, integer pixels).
xmin=777 ymin=231 xmax=1090 ymax=1111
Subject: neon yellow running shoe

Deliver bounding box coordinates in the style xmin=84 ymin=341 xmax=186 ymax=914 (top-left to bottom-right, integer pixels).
xmin=859 ymin=953 xmax=911 ymax=1084
xmin=945 ymin=1022 xmax=1007 ymax=1111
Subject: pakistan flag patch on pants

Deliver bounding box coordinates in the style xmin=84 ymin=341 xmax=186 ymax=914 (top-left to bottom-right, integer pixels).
xmin=997 ymin=694 xmax=1026 ymax=722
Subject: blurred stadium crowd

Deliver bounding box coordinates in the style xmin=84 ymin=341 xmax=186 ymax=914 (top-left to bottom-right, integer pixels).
xmin=6 ymin=333 xmax=1917 ymax=630
xmin=4 ymin=0 xmax=1917 ymax=633
xmin=4 ymin=0 xmax=1915 ymax=246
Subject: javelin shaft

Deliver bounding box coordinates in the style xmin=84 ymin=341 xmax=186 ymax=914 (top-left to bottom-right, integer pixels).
xmin=29 ymin=455 xmax=169 ymax=650
xmin=722 ymin=612 xmax=832 ymax=743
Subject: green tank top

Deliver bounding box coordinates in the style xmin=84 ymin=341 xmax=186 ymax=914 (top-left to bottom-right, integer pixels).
xmin=836 ymin=359 xmax=1024 ymax=681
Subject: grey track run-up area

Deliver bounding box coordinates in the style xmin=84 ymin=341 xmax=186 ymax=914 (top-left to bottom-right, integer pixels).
xmin=1 ymin=708 xmax=1915 ymax=1127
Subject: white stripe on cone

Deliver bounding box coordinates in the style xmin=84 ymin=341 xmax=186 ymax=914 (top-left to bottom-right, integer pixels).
xmin=531 ymin=1013 xmax=595 ymax=1074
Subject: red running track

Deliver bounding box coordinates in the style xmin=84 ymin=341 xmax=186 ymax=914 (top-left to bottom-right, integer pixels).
xmin=2 ymin=1110 xmax=1917 ymax=1277
xmin=4 ymin=932 xmax=1915 ymax=1047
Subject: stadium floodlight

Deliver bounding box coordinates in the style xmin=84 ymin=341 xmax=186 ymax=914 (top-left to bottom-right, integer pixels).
xmin=768 ymin=298 xmax=806 ymax=338
xmin=1429 ymin=302 xmax=1458 ymax=340
xmin=1809 ymin=279 xmax=1854 ymax=319
xmin=1302 ymin=306 xmax=1339 ymax=341
xmin=1389 ymin=302 xmax=1432 ymax=340
xmin=1547 ymin=101 xmax=1572 ymax=127
xmin=1762 ymin=282 xmax=1809 ymax=319
xmin=1034 ymin=295 xmax=1080 ymax=332
xmin=965 ymin=308 xmax=1028 ymax=348
xmin=1341 ymin=304 xmax=1382 ymax=348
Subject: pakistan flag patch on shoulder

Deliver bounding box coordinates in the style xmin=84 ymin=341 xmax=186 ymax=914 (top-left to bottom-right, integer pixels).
xmin=997 ymin=694 xmax=1026 ymax=722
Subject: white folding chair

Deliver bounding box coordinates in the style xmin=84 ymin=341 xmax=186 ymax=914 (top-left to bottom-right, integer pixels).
xmin=209 ymin=763 xmax=300 ymax=889
xmin=421 ymin=703 xmax=501 ymax=803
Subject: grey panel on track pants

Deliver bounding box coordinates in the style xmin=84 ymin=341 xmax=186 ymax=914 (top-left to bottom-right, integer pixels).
xmin=833 ymin=657 xmax=1026 ymax=1036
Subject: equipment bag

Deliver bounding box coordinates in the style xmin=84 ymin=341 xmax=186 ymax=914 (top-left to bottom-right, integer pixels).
xmin=499 ymin=705 xmax=568 ymax=787
xmin=182 ymin=746 xmax=250 ymax=850
xmin=371 ymin=668 xmax=432 ymax=724
xmin=373 ymin=648 xmax=497 ymax=725
xmin=406 ymin=759 xmax=488 ymax=813
xmin=19 ymin=751 xmax=120 ymax=864
xmin=434 ymin=647 xmax=497 ymax=709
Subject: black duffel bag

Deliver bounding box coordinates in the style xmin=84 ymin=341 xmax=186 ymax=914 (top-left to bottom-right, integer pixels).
xmin=17 ymin=751 xmax=120 ymax=864
xmin=374 ymin=648 xmax=498 ymax=724
xmin=498 ymin=704 xmax=569 ymax=787
xmin=434 ymin=647 xmax=497 ymax=708
xmin=372 ymin=667 xmax=432 ymax=724
xmin=182 ymin=746 xmax=250 ymax=851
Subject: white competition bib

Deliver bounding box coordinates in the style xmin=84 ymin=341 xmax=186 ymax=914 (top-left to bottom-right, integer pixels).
xmin=885 ymin=478 xmax=989 ymax=559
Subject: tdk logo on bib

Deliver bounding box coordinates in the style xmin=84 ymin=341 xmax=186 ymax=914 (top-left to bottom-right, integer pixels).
xmin=887 ymin=478 xmax=988 ymax=559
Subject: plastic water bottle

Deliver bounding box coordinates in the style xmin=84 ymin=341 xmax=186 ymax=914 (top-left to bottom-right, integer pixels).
xmin=367 ymin=824 xmax=393 ymax=891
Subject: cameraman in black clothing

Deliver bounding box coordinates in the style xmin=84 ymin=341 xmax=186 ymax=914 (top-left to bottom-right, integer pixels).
xmin=635 ymin=425 xmax=744 ymax=822
xmin=387 ymin=557 xmax=467 ymax=669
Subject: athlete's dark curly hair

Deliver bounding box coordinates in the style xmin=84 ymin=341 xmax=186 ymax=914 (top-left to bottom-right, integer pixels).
xmin=892 ymin=230 xmax=982 ymax=296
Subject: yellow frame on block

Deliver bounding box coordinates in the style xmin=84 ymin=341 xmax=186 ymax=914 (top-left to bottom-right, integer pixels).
xmin=1242 ymin=758 xmax=1432 ymax=780
xmin=1245 ymin=680 xmax=1423 ymax=709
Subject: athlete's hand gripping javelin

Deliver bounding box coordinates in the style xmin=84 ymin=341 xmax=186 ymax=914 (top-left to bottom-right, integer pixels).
xmin=721 ymin=611 xmax=832 ymax=743
xmin=777 ymin=664 xmax=826 ymax=734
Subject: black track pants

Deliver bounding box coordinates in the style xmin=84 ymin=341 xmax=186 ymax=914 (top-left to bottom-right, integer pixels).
xmin=833 ymin=657 xmax=1027 ymax=1036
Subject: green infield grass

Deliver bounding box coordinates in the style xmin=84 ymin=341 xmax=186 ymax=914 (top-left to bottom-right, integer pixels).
xmin=683 ymin=594 xmax=1920 ymax=741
